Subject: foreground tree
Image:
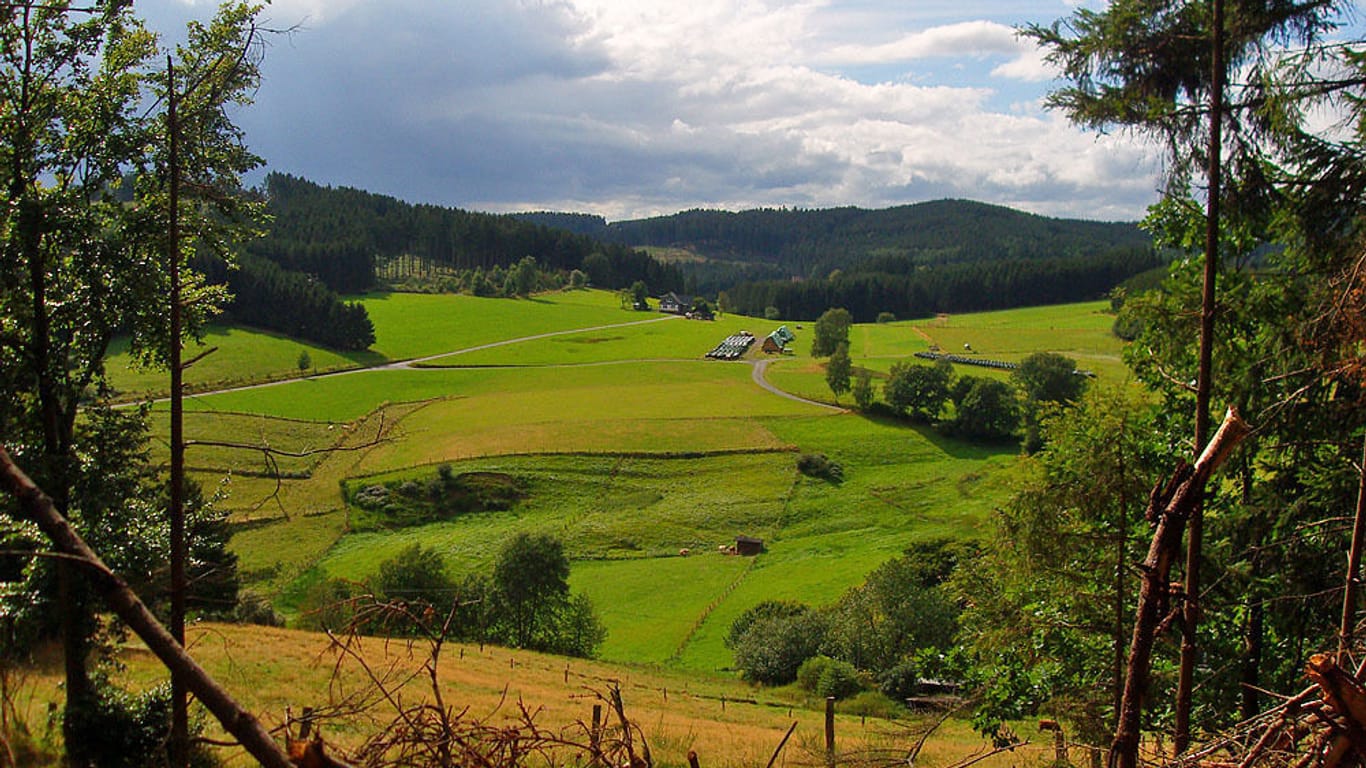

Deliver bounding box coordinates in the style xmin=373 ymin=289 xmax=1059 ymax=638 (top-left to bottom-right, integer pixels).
xmin=956 ymin=389 xmax=1165 ymax=744
xmin=0 ymin=2 xmax=266 ymax=763
xmin=1028 ymin=0 xmax=1351 ymax=753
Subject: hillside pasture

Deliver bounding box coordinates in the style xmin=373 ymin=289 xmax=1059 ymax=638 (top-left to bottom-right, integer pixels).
xmin=125 ymin=293 xmax=1118 ymax=671
xmin=103 ymin=289 xmax=653 ymax=401
xmin=31 ymin=622 xmax=1044 ymax=768
xmin=911 ymin=300 xmax=1125 ymax=379
xmin=103 ymin=325 xmax=377 ymax=400
xmin=763 ymin=301 xmax=1126 ymax=406
xmin=358 ymin=288 xmax=637 ymax=360
xmin=418 ymin=315 xmax=776 ymax=367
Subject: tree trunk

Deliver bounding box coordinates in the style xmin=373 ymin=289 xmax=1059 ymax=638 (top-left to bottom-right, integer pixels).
xmin=1339 ymin=433 xmax=1366 ymax=660
xmin=1175 ymin=0 xmax=1227 ymax=752
xmin=1110 ymin=408 xmax=1249 ymax=768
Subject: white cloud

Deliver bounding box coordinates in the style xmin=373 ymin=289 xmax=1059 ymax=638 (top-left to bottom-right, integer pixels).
xmin=142 ymin=0 xmax=1162 ymax=221
xmin=820 ymin=20 xmax=1022 ymax=64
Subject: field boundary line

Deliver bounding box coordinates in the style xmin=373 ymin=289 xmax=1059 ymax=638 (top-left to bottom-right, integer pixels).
xmin=667 ymin=554 xmax=758 ymax=664
xmin=338 ymin=446 xmax=802 ymax=485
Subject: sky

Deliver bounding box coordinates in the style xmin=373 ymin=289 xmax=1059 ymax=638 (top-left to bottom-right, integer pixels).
xmin=137 ymin=1 xmax=1352 ymax=223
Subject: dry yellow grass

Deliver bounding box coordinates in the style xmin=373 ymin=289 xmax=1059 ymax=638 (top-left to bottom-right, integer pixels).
xmin=15 ymin=623 xmax=1056 ymax=768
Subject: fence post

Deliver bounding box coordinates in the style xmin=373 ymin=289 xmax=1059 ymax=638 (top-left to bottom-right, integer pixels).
xmin=825 ymin=696 xmax=836 ymax=768
xmin=591 ymin=703 xmax=602 ymax=758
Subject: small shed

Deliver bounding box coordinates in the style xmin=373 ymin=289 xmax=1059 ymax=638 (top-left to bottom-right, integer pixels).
xmin=761 ymin=325 xmax=796 ymax=354
xmin=735 ymin=535 xmax=764 ymax=556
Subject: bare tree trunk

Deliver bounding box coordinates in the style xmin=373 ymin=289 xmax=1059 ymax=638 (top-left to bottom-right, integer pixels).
xmin=1341 ymin=433 xmax=1366 ymax=661
xmin=1175 ymin=0 xmax=1227 ymax=753
xmin=0 ymin=447 xmax=293 ymax=768
xmin=166 ymin=56 xmax=190 ymax=768
xmin=1110 ymin=408 xmax=1249 ymax=768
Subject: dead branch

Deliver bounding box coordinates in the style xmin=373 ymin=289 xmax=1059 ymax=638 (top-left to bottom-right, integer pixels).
xmin=1111 ymin=407 xmax=1253 ymax=768
xmin=0 ymin=446 xmax=293 ymax=768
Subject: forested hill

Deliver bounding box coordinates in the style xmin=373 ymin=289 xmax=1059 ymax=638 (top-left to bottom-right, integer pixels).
xmin=251 ymin=174 xmax=681 ymax=295
xmin=513 ymin=201 xmax=1160 ymax=322
xmin=526 ymin=200 xmax=1149 ymax=273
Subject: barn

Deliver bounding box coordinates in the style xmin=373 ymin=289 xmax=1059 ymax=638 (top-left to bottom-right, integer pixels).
xmin=761 ymin=325 xmax=796 ymax=354
xmin=734 ymin=535 xmax=764 ymax=556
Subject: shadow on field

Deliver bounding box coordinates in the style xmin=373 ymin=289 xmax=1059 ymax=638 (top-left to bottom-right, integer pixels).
xmin=852 ymin=410 xmax=1019 ymax=460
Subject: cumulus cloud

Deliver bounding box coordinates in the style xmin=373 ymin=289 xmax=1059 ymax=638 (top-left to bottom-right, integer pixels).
xmin=139 ymin=0 xmax=1162 ymax=222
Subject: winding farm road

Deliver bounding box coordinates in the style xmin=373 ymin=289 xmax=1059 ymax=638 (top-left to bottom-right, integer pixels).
xmin=164 ymin=314 xmax=844 ymax=413
xmin=749 ymin=358 xmax=846 ymax=412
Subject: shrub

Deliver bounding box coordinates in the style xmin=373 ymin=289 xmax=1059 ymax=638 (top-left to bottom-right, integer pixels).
xmin=730 ymin=610 xmax=828 ymax=685
xmin=876 ymin=311 xmax=896 ymax=324
xmin=764 ymin=305 xmax=781 ymax=320
xmin=797 ymin=656 xmax=864 ymax=699
xmin=876 ymin=658 xmax=921 ymax=701
xmin=234 ymin=590 xmax=284 ymax=627
xmin=727 ymin=600 xmax=810 ymax=649
xmin=797 ymin=655 xmax=838 ymax=693
xmin=295 ymin=577 xmax=358 ymax=631
xmin=70 ymin=679 xmax=216 ymax=768
xmin=796 ymin=453 xmax=843 ymax=482
xmin=840 ymin=691 xmax=905 ymax=719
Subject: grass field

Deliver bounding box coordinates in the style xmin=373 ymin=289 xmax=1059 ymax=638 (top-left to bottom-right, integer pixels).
xmin=14 ymin=622 xmax=1057 ymax=768
xmin=115 ymin=292 xmax=1119 ymax=672
xmin=3 ymin=292 xmax=1134 ymax=766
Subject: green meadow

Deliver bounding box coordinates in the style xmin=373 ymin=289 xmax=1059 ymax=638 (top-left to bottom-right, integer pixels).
xmin=130 ymin=291 xmax=1117 ymax=669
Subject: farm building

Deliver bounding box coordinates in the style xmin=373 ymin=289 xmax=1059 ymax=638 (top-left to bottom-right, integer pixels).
xmin=659 ymin=292 xmax=692 ymax=315
xmin=761 ymin=326 xmax=796 ymax=354
xmin=735 ymin=535 xmax=764 ymax=556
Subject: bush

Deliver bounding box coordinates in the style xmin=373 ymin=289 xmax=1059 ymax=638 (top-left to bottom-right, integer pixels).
xmin=234 ymin=590 xmax=284 ymax=627
xmin=796 ymin=453 xmax=844 ymax=482
xmin=295 ymin=576 xmax=358 ymax=631
xmin=876 ymin=658 xmax=921 ymax=701
xmin=797 ymin=656 xmax=864 ymax=699
xmin=730 ymin=609 xmax=828 ymax=685
xmin=840 ymin=691 xmax=905 ymax=719
xmin=70 ymin=679 xmax=216 ymax=768
xmin=876 ymin=311 xmax=896 ymax=324
xmin=764 ymin=305 xmax=781 ymax=320
xmin=797 ymin=655 xmax=836 ymax=692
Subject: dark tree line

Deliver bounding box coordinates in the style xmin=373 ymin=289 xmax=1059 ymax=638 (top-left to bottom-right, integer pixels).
xmin=251 ymin=173 xmax=683 ymax=295
xmin=195 ymin=252 xmax=375 ymax=350
xmin=599 ymin=199 xmax=1152 ymax=277
xmin=725 ymin=246 xmax=1163 ymax=322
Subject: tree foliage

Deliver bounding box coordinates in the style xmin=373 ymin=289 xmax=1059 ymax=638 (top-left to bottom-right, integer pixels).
xmin=955 ymin=389 xmax=1166 ymax=743
xmin=885 ymin=360 xmax=953 ymax=421
xmin=811 ymin=307 xmax=852 ymax=357
xmin=0 ymin=3 xmax=262 ymax=760
xmin=825 ymin=342 xmax=852 ymax=400
xmin=947 ymin=377 xmax=1020 ymax=440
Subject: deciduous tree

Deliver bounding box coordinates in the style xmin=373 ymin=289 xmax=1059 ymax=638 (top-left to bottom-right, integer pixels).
xmin=810 ymin=307 xmax=852 ymax=357
xmin=825 ymin=342 xmax=852 ymax=401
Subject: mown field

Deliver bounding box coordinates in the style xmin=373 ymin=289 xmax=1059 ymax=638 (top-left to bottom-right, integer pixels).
xmin=15 ymin=622 xmax=1058 ymax=768
xmin=121 ymin=291 xmax=1120 ymax=673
